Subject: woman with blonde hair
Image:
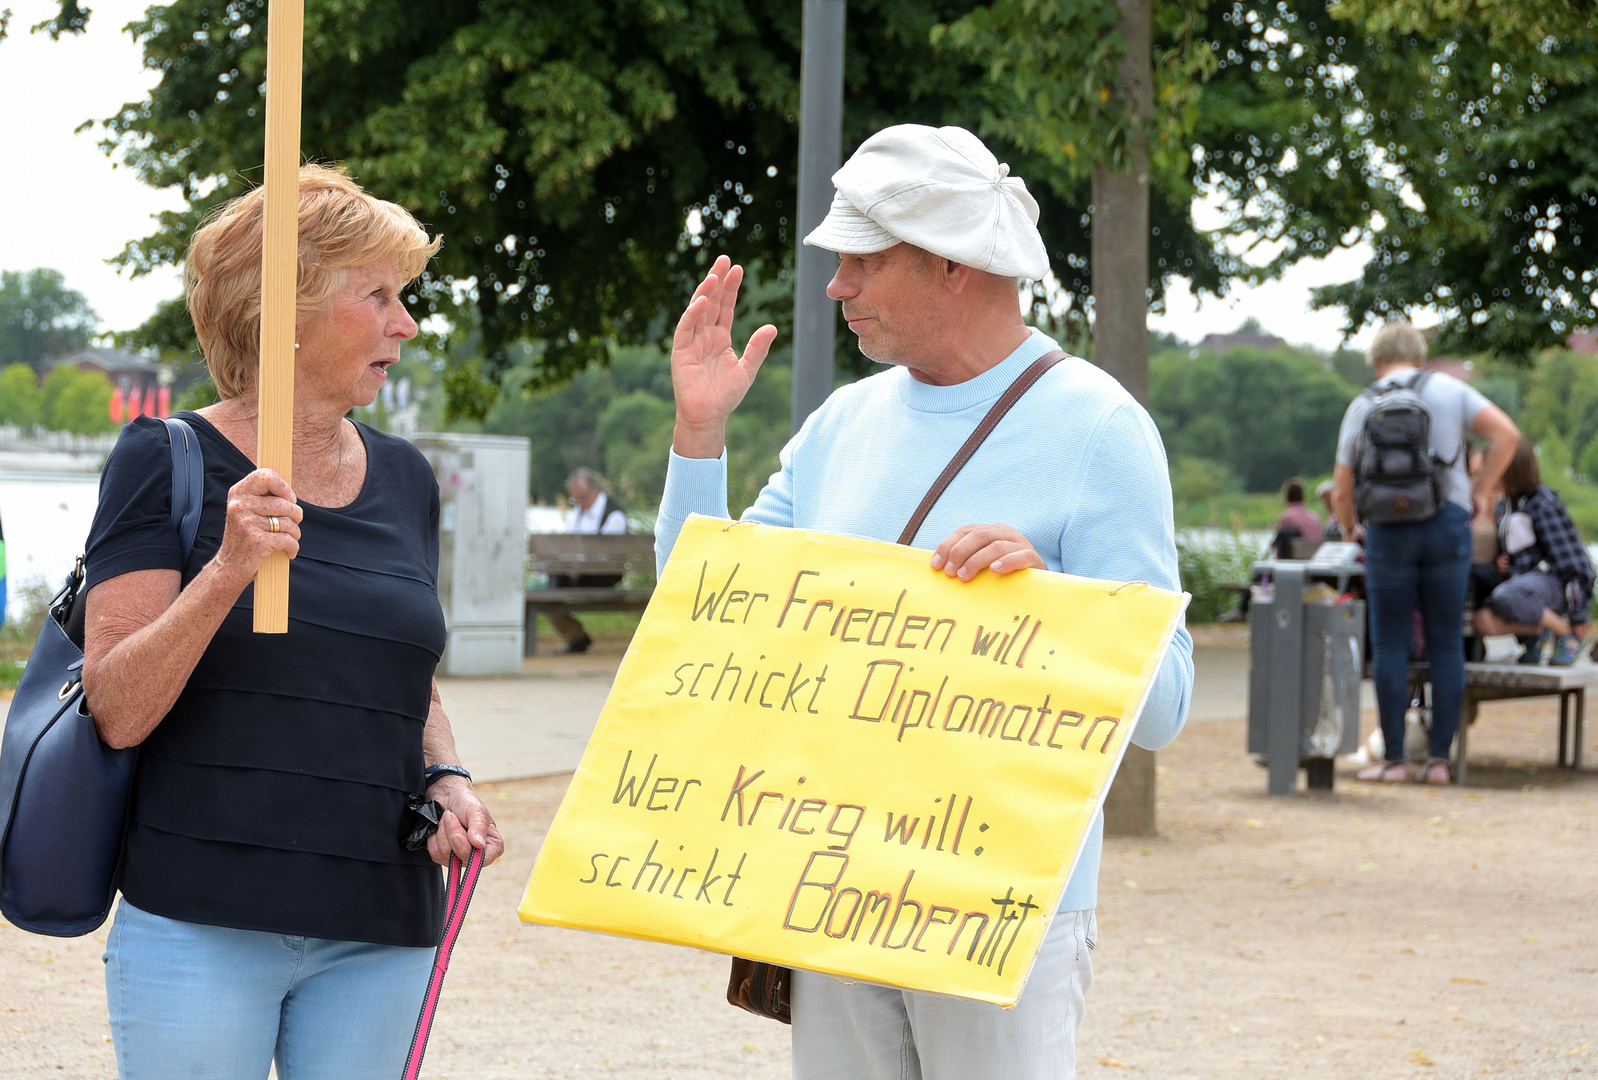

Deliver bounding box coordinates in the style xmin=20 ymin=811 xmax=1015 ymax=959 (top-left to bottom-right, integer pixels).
xmin=80 ymin=163 xmax=502 ymax=1078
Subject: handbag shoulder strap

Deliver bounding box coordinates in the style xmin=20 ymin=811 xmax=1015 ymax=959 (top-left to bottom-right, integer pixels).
xmin=161 ymin=416 xmax=204 ymax=563
xmin=58 ymin=417 xmax=206 ymax=646
xmin=897 ymin=348 xmax=1067 ymax=546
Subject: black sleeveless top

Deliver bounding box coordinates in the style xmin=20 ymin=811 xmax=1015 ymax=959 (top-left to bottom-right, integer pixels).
xmin=83 ymin=413 xmax=446 ymax=946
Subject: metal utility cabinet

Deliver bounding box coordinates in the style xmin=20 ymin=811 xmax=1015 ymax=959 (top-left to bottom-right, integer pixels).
xmin=1247 ymin=545 xmax=1366 ymax=793
xmin=412 ymin=433 xmax=530 ymax=676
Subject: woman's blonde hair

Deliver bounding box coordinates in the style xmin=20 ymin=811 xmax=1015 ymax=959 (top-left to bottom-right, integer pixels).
xmin=1368 ymin=319 xmax=1427 ymax=370
xmin=185 ymin=163 xmax=442 ymax=398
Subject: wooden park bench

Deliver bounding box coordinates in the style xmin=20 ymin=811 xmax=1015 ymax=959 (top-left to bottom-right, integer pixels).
xmin=524 ymin=533 xmax=657 ymax=655
xmin=1407 ymin=660 xmax=1595 ymax=783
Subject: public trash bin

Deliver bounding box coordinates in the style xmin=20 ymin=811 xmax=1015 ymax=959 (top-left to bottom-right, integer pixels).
xmin=1246 ymin=543 xmax=1366 ymax=793
xmin=412 ymin=432 xmax=531 ymax=676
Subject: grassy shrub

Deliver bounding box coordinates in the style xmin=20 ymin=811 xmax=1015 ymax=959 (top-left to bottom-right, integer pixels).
xmin=0 ymin=579 xmax=52 ymax=659
xmin=1177 ymin=535 xmax=1260 ymax=623
xmin=0 ymin=579 xmax=56 ymax=688
xmin=531 ymin=611 xmax=642 ymax=641
xmin=1172 ymin=490 xmax=1286 ymax=530
xmin=1169 ymin=455 xmax=1241 ymax=505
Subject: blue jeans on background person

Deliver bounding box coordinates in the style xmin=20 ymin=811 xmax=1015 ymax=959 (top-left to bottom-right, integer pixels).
xmin=104 ymin=899 xmax=433 ymax=1080
xmin=1364 ymin=503 xmax=1473 ymax=763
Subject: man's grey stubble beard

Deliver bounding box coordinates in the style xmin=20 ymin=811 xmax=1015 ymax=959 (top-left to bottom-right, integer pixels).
xmin=853 ymin=333 xmax=894 ymax=366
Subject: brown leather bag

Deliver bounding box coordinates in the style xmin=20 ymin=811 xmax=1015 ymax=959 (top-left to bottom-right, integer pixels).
xmin=723 ymin=348 xmax=1067 ymax=1023
xmin=726 ymin=955 xmax=792 ymax=1023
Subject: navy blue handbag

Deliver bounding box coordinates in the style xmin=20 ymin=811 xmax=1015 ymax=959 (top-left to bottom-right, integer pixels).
xmin=0 ymin=417 xmax=203 ymax=936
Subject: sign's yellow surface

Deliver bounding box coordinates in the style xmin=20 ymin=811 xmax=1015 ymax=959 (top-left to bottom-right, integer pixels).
xmin=519 ymin=516 xmax=1188 ymax=1005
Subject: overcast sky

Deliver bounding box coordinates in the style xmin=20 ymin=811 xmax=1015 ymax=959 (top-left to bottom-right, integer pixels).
xmin=1 ymin=0 xmax=1382 ymax=355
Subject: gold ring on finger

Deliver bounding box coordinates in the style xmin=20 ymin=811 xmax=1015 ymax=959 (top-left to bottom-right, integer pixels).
xmin=269 ymin=516 xmax=280 ymax=534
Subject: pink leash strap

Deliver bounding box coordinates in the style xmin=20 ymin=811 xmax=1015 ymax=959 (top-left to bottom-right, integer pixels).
xmin=401 ymin=847 xmax=485 ymax=1080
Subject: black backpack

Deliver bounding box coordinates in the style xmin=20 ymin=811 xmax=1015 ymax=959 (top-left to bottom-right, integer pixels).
xmin=1353 ymin=371 xmax=1455 ymax=525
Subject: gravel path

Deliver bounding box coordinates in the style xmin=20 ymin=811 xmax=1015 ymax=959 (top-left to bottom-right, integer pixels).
xmin=3 ymin=690 xmax=1593 ymax=1078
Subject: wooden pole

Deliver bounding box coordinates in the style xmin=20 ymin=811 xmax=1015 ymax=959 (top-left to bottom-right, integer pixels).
xmin=253 ymin=0 xmax=303 ymax=634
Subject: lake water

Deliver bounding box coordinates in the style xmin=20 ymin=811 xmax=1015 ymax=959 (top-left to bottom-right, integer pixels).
xmin=0 ymin=471 xmax=101 ymax=619
xmin=7 ymin=477 xmax=1597 ymax=621
xmin=1177 ymin=527 xmax=1272 ymax=554
xmin=0 ymin=470 xmax=576 ymax=623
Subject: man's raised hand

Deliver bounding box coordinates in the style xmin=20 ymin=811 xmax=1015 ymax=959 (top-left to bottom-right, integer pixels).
xmin=671 ymin=255 xmax=779 ymax=458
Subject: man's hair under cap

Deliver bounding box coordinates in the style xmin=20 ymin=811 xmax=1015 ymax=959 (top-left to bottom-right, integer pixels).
xmin=803 ymin=124 xmax=1049 ymax=280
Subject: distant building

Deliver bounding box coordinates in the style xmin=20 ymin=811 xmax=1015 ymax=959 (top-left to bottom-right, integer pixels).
xmin=55 ymin=348 xmax=161 ymax=394
xmin=1568 ymin=330 xmax=1598 ymax=355
xmin=51 ymin=348 xmax=170 ymax=420
xmin=1195 ymin=331 xmax=1284 ymax=353
xmin=1419 ymin=357 xmax=1474 ymax=381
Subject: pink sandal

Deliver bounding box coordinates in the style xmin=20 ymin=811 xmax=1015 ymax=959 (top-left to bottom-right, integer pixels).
xmin=1356 ymin=762 xmax=1409 ymax=783
xmin=1419 ymin=758 xmax=1451 ymax=785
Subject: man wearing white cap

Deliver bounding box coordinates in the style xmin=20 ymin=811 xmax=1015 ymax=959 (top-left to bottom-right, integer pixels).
xmin=656 ymin=124 xmax=1193 ymax=1078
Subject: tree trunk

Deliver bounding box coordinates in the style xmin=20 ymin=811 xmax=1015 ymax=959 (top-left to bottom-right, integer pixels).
xmin=1091 ymin=150 xmax=1151 ymax=406
xmin=1093 ymin=0 xmax=1158 ymax=838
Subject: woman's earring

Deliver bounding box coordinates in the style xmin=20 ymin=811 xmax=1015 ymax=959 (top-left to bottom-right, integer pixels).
xmin=294 ymin=343 xmax=301 ymax=350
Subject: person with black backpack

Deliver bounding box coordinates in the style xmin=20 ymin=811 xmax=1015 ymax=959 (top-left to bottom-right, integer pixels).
xmin=1329 ymin=320 xmax=1520 ymax=785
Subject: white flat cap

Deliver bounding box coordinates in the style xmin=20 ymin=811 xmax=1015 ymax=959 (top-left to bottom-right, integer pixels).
xmin=803 ymin=124 xmax=1049 ymax=280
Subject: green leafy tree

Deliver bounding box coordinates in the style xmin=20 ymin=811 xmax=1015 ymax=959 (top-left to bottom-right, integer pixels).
xmin=1149 ymin=343 xmax=1358 ymax=492
xmin=39 ymin=365 xmax=115 ymax=434
xmin=1292 ymin=4 xmax=1598 ymax=355
xmin=942 ymin=0 xmax=1598 ymax=368
xmin=0 ymin=363 xmax=42 ymax=427
xmin=41 ymin=0 xmax=1228 ymax=420
xmin=0 ymin=269 xmax=98 ymax=370
xmin=1330 ymin=347 xmax=1374 ymax=388
xmin=485 ymin=342 xmax=676 ymax=505
xmin=37 ymin=0 xmax=1593 ymax=427
xmin=595 ymin=388 xmax=676 ymax=509
xmin=1445 ymin=349 xmax=1598 ymax=535
xmin=114 ymin=295 xmax=203 ymax=376
xmin=482 ymin=338 xmax=791 ymax=516
xmin=1516 ymin=349 xmax=1598 ymax=455
xmin=938 ymin=0 xmax=1220 ymax=403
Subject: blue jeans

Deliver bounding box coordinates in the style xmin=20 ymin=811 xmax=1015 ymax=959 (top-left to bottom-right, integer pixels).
xmin=790 ymin=909 xmax=1095 ymax=1079
xmin=1364 ymin=503 xmax=1473 ymax=762
xmin=104 ymin=900 xmax=433 ymax=1080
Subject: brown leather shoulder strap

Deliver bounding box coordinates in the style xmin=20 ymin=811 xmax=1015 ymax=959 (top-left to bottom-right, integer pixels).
xmin=897 ymin=348 xmax=1067 ymax=546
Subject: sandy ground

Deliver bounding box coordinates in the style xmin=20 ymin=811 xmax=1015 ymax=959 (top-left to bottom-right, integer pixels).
xmin=3 ymin=634 xmax=1595 ymax=1079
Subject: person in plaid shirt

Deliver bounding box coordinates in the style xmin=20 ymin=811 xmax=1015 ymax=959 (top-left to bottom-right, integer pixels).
xmin=1475 ymin=437 xmax=1595 ymax=664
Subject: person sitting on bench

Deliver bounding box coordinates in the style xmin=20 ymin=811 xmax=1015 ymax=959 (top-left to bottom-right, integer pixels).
xmin=1272 ymin=477 xmax=1323 ymax=558
xmin=1474 ymin=437 xmax=1594 ymax=665
xmin=547 ymin=467 xmax=627 ymax=654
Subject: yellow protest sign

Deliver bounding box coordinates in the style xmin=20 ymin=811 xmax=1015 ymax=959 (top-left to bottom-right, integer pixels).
xmin=519 ymin=515 xmax=1187 ymax=1005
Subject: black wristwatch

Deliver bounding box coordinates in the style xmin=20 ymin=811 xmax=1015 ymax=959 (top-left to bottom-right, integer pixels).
xmin=424 ymin=764 xmax=472 ymax=787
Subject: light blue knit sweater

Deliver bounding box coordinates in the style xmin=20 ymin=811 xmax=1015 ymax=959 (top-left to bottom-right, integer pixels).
xmin=655 ymin=329 xmax=1194 ymax=911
